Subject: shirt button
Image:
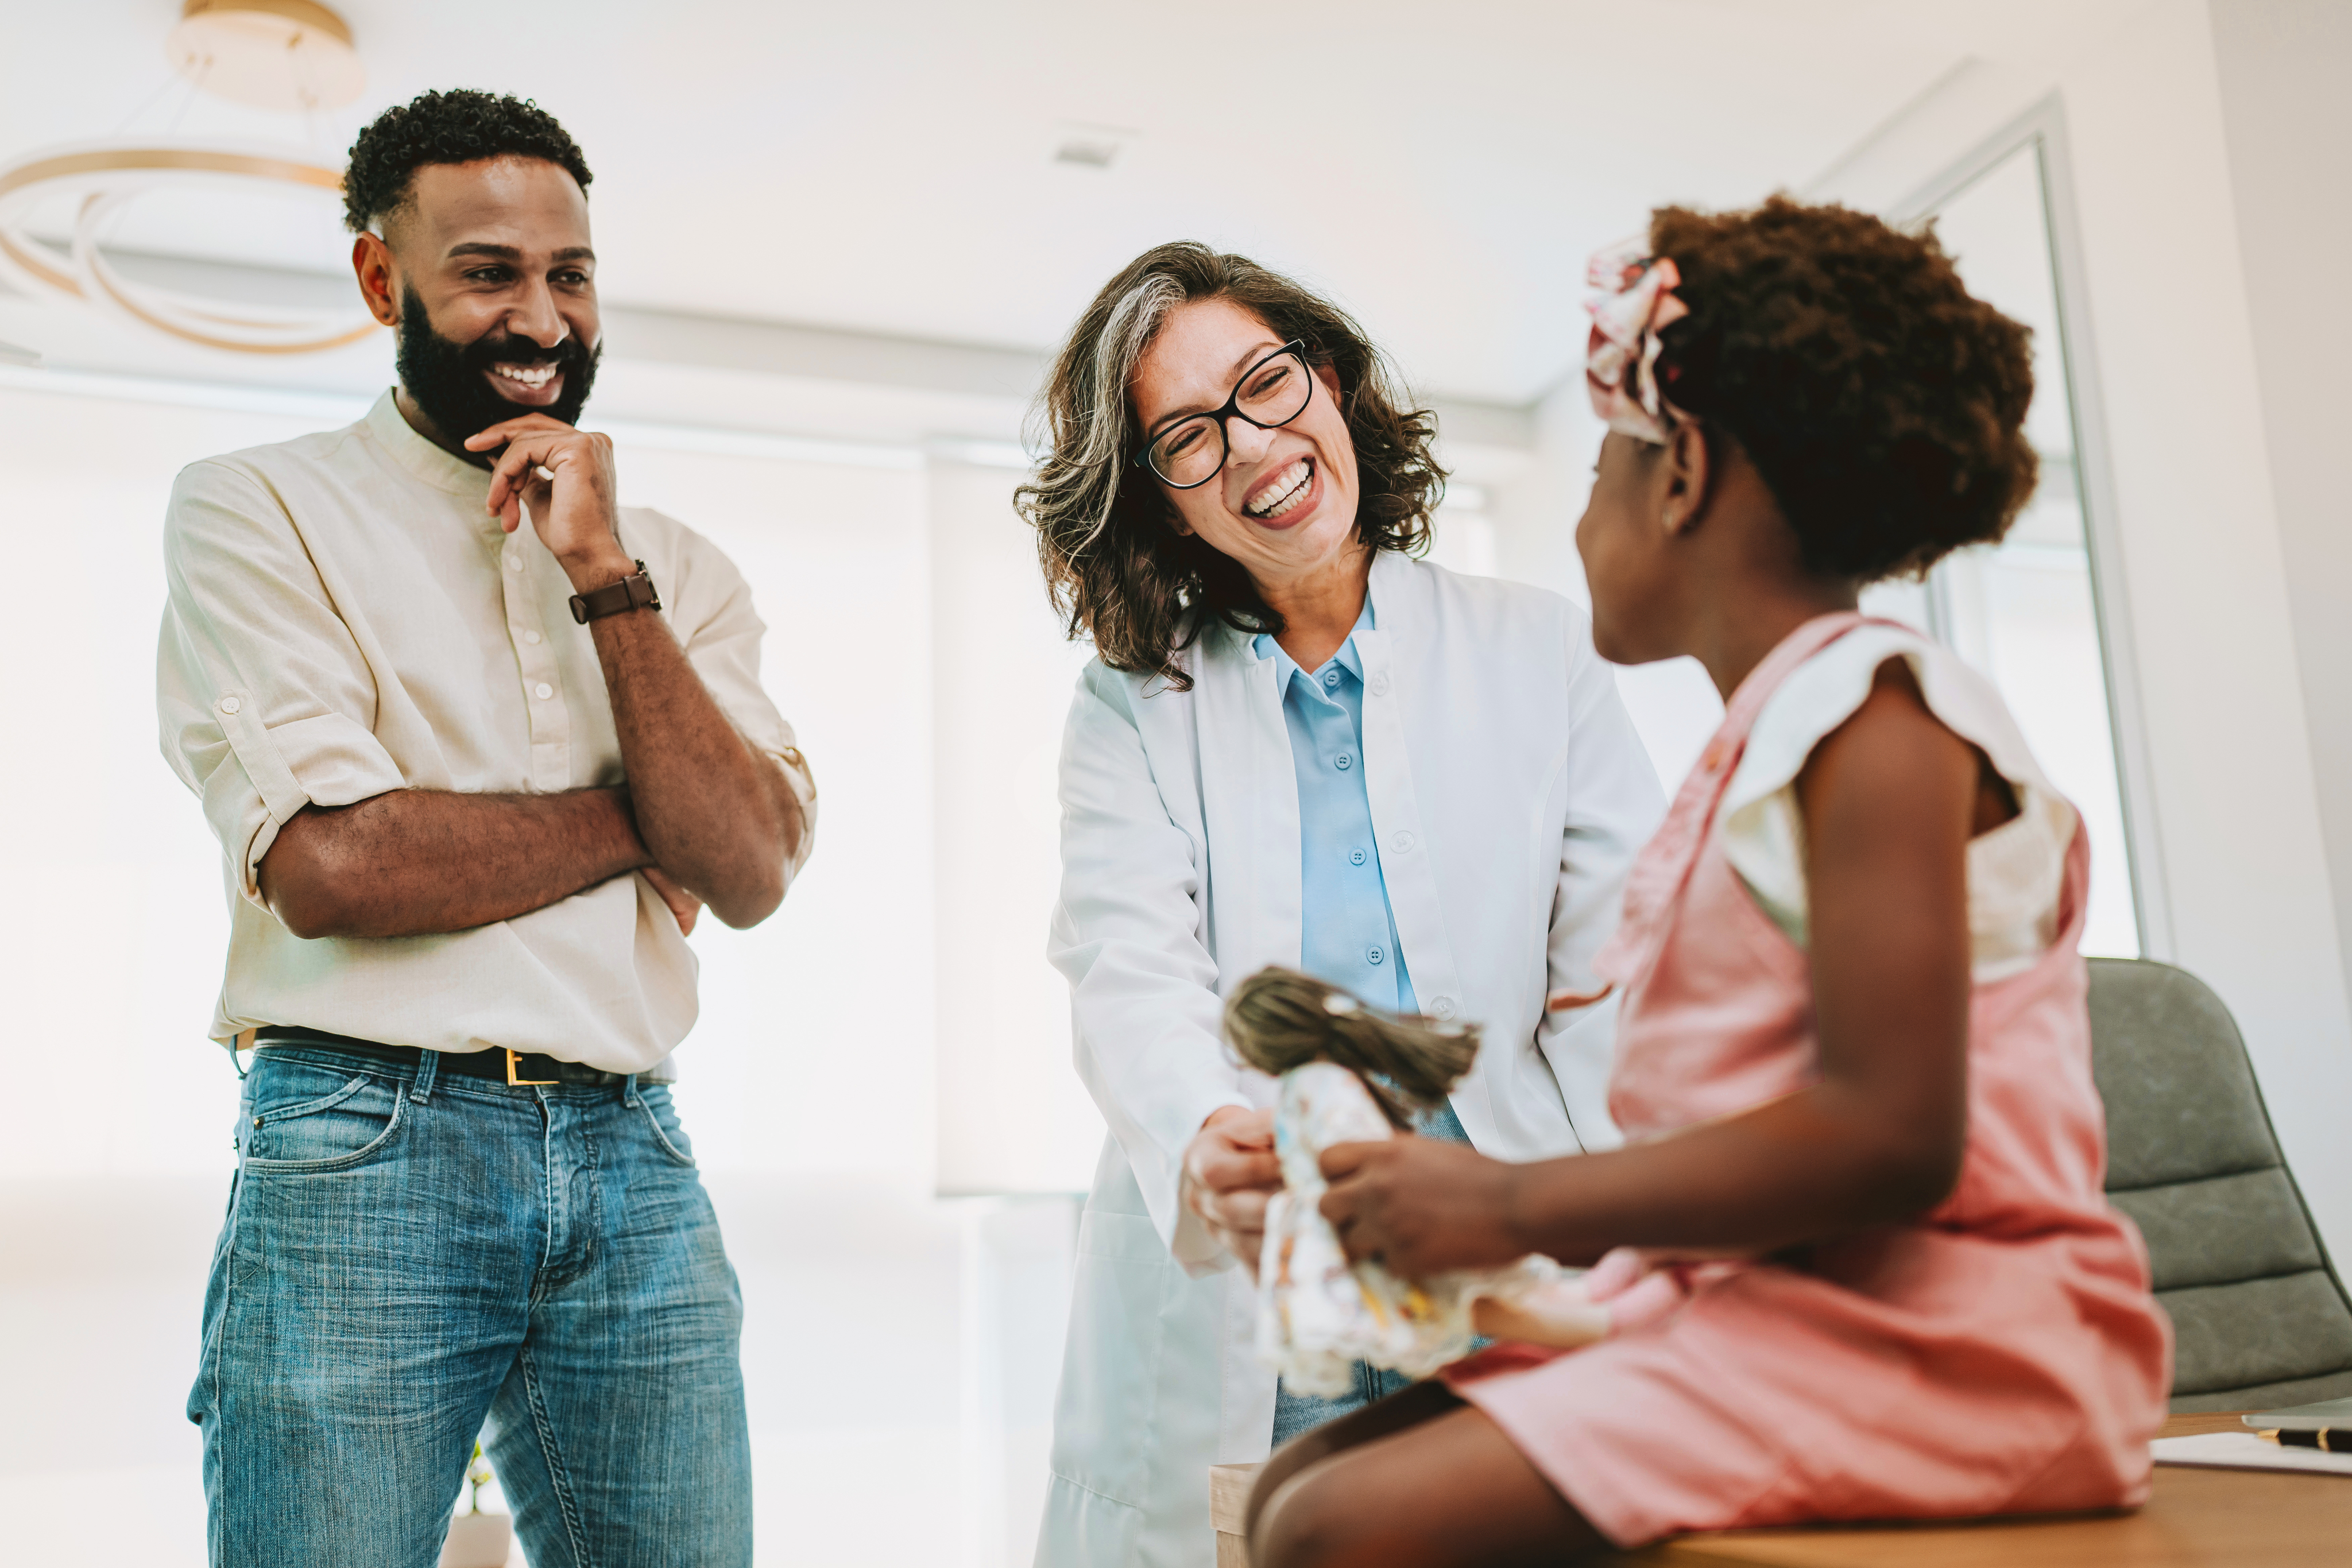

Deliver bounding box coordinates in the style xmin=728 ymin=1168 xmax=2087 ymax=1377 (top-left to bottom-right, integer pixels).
xmin=1334 ymin=753 xmax=1353 ymax=771
xmin=534 ymin=682 xmax=555 ymax=700
xmin=216 ymin=695 xmax=242 ymax=715
xmin=1392 ymin=830 xmax=1415 ymax=853
xmin=1432 ymin=996 xmax=1457 ymax=1019
xmin=1367 ymin=946 xmax=1384 ymax=966
xmin=523 ymin=629 xmax=543 ymax=645
xmin=1322 ymin=669 xmax=1341 ymax=688
xmin=1349 ymin=849 xmax=1367 ymax=866
xmin=507 ymin=554 xmax=523 ymax=571
xmin=1370 ymin=672 xmax=1391 ymax=696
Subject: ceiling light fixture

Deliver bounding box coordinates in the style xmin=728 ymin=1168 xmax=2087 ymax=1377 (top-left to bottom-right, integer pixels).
xmin=168 ymin=1 xmax=366 ymax=114
xmin=0 ymin=2 xmax=376 ymax=357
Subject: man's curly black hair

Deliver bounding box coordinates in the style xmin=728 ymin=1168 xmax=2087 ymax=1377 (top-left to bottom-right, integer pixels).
xmin=342 ymin=89 xmax=591 ymax=235
xmin=1649 ymin=196 xmax=2038 ymax=581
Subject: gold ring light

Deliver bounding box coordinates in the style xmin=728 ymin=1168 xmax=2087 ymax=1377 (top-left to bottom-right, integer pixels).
xmin=0 ymin=3 xmax=380 ymax=357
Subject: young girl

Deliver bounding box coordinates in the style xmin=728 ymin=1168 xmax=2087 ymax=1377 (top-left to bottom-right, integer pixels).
xmin=1243 ymin=197 xmax=2173 ymax=1566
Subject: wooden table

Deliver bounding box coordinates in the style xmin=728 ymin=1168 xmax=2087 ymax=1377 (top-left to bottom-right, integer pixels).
xmin=1209 ymin=1414 xmax=2352 ymax=1566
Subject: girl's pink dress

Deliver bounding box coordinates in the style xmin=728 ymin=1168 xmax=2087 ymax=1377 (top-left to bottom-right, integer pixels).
xmin=1442 ymin=613 xmax=2172 ymax=1546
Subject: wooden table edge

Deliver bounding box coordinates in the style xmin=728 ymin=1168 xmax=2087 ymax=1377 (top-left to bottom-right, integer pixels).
xmin=1210 ymin=1411 xmax=2285 ymax=1563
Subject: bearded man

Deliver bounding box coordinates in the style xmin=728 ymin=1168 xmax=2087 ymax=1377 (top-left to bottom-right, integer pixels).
xmin=161 ymin=90 xmax=810 ymax=1567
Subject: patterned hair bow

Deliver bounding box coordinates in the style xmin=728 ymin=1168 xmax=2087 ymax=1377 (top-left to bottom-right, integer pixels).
xmin=1585 ymin=235 xmax=1689 ymax=444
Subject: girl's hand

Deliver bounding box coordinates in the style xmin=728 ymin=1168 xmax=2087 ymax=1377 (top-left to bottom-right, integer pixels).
xmin=1318 ymin=1136 xmax=1526 ymax=1279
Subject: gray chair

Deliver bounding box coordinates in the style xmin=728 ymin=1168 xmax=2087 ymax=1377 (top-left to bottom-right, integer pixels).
xmin=2088 ymin=957 xmax=2352 ymax=1411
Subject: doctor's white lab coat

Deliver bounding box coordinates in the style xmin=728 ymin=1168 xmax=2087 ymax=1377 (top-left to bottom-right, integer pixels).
xmin=1034 ymin=551 xmax=1666 ymax=1568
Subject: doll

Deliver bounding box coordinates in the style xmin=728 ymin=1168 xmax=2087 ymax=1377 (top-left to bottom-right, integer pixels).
xmin=1224 ymin=968 xmax=1686 ymax=1396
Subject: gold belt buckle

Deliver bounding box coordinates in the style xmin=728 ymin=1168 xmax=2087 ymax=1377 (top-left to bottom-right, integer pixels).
xmin=505 ymin=1049 xmax=558 ymax=1087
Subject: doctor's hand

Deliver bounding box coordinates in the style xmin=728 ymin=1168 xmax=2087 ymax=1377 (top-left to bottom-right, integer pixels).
xmin=1318 ymin=1136 xmax=1526 ymax=1281
xmin=1182 ymin=1106 xmax=1280 ymax=1273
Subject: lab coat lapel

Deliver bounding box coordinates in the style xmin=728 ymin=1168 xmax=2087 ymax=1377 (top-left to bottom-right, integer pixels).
xmin=1191 ymin=623 xmax=1303 ymax=988
xmin=1174 ymin=628 xmax=1296 ymax=1485
xmin=1355 ymin=554 xmax=1489 ymax=1140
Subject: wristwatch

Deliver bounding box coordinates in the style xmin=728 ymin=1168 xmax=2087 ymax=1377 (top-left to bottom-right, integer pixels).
xmin=569 ymin=560 xmax=662 ymax=624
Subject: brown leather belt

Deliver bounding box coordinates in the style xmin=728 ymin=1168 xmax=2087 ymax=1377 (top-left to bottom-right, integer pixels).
xmin=250 ymin=1027 xmax=629 ymax=1087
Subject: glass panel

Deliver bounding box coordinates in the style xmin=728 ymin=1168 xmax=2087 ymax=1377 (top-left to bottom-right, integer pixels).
xmin=1864 ymin=142 xmax=2141 ymax=958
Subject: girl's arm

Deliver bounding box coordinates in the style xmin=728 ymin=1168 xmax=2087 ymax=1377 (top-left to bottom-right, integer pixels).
xmin=1320 ymin=664 xmax=1988 ymax=1276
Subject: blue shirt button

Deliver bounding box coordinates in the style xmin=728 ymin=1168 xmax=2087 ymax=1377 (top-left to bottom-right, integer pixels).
xmin=1368 ymin=946 xmax=1385 ymax=965
xmin=1335 ymin=753 xmax=1353 ymax=771
xmin=1322 ymin=668 xmax=1341 ymax=687
xmin=1349 ymin=849 xmax=1367 ymax=866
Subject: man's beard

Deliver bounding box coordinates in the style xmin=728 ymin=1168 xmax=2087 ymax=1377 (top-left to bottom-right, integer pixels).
xmin=395 ymin=284 xmax=601 ymax=452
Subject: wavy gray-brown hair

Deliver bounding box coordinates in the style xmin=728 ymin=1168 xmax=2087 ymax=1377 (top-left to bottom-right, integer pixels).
xmin=1015 ymin=242 xmax=1446 ymax=691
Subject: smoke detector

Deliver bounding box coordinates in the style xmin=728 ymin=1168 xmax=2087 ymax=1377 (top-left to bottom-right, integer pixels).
xmin=1050 ymin=123 xmax=1137 ymax=171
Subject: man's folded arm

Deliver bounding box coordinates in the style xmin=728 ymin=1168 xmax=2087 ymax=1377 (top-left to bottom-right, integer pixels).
xmin=258 ymin=787 xmax=653 ymax=940
xmin=605 ymin=529 xmax=811 ymax=930
xmin=165 ymin=462 xmax=660 ymax=942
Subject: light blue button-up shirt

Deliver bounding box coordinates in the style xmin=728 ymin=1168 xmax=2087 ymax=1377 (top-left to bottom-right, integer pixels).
xmin=1259 ymin=598 xmax=1470 ymax=1428
xmin=1255 ymin=601 xmax=1418 ymax=1016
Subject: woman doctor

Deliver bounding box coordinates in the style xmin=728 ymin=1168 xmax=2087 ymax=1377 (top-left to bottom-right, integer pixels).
xmin=1018 ymin=242 xmax=1664 ymax=1568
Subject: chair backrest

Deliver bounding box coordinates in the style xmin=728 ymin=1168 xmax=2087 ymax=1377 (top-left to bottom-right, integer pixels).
xmin=2088 ymin=958 xmax=2352 ymax=1411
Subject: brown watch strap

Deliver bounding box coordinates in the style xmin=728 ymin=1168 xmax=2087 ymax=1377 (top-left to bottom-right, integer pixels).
xmin=569 ymin=560 xmax=662 ymax=624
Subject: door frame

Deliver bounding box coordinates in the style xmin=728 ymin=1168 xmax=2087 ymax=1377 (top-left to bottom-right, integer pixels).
xmin=1892 ymin=94 xmax=2173 ymax=961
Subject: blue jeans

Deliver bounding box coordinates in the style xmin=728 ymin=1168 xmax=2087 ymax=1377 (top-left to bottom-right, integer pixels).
xmin=1271 ymin=1099 xmax=1473 ymax=1447
xmin=188 ymin=1042 xmax=751 ymax=1568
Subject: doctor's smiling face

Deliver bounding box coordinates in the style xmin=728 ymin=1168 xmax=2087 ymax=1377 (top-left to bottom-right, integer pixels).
xmin=1129 ymin=297 xmax=1363 ymax=594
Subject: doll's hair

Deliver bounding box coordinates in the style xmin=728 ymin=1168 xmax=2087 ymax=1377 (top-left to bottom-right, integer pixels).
xmin=1223 ymin=967 xmax=1481 ymax=1129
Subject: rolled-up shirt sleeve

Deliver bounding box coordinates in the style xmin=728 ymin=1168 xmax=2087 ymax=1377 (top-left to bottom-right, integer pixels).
xmin=157 ymin=459 xmax=407 ymax=907
xmin=655 ymin=510 xmax=817 ymax=885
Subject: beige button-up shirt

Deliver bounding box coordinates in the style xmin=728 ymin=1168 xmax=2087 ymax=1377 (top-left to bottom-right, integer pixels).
xmin=157 ymin=390 xmax=815 ymax=1073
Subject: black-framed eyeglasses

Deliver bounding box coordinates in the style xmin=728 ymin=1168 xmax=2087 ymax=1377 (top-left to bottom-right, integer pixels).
xmin=1133 ymin=339 xmax=1316 ymax=489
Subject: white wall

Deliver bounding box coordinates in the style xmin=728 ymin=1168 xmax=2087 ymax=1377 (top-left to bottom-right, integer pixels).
xmin=3 ymin=386 xmax=301 ymax=1177
xmin=2208 ymin=0 xmax=2352 ymax=1072
xmin=928 ymin=457 xmax=1105 ymax=1195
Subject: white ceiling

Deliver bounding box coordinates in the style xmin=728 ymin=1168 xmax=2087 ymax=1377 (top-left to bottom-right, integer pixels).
xmin=1 ymin=0 xmax=2144 ymax=404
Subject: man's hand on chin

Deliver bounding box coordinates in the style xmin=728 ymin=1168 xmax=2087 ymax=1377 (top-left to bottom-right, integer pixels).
xmin=466 ymin=414 xmax=632 ymax=591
